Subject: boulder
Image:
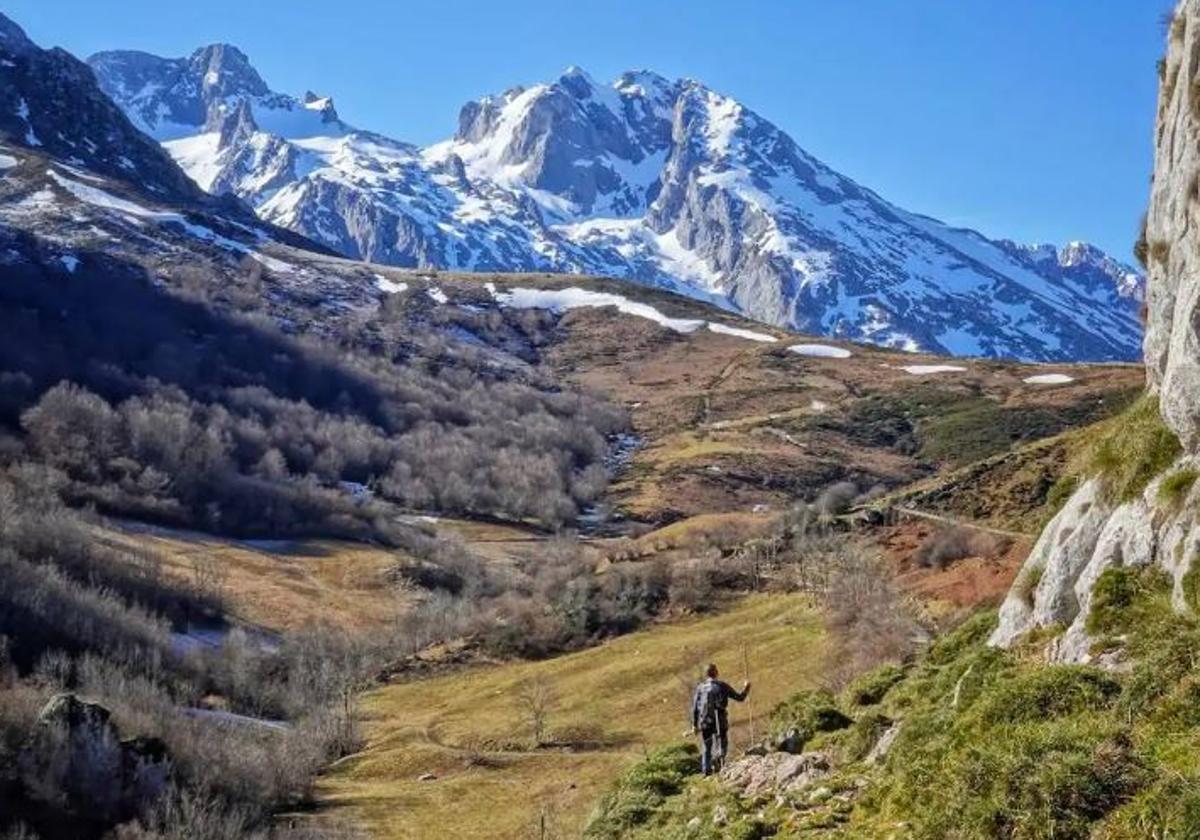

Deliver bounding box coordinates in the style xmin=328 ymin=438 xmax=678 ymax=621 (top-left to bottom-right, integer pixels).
xmin=720 ymin=751 xmax=830 ymax=798
xmin=22 ymin=693 xmax=170 ymax=821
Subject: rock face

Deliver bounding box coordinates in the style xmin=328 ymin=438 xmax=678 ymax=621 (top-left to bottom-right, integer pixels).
xmin=721 ymin=751 xmax=831 ymax=798
xmin=88 ymin=45 xmax=1145 ymax=362
xmin=990 ymin=0 xmax=1200 ymax=658
xmin=0 ymin=14 xmax=203 ymax=204
xmin=1145 ymin=1 xmax=1200 ymax=449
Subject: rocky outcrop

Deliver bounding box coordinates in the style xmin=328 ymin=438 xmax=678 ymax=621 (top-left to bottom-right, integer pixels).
xmin=990 ymin=0 xmax=1200 ymax=658
xmin=0 ymin=13 xmax=204 ymax=203
xmin=1145 ymin=1 xmax=1200 ymax=449
xmin=720 ymin=751 xmax=831 ymax=798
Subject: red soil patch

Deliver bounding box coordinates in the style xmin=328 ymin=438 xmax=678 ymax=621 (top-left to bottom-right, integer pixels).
xmin=876 ymin=521 xmax=1030 ymax=609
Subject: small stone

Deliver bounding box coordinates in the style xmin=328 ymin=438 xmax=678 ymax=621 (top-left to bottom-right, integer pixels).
xmin=712 ymin=804 xmax=728 ymax=826
xmin=417 ymin=772 xmax=437 ymax=781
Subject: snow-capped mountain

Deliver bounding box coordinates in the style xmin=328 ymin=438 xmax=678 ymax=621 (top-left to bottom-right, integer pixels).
xmin=88 ymin=46 xmax=1145 ymax=362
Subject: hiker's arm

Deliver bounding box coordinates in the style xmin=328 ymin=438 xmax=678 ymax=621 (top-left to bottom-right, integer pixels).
xmin=690 ymin=686 xmax=700 ymax=730
xmin=729 ymin=681 xmax=752 ymax=702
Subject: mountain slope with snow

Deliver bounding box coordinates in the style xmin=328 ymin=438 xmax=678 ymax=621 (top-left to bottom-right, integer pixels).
xmin=88 ymin=48 xmax=1145 ymax=362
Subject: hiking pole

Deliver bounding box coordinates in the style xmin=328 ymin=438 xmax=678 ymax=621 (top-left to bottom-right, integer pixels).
xmin=741 ymin=642 xmax=755 ymax=748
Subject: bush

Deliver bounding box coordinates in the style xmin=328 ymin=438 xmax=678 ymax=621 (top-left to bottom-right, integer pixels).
xmin=914 ymin=526 xmax=1004 ymax=570
xmin=819 ymin=543 xmax=921 ymax=689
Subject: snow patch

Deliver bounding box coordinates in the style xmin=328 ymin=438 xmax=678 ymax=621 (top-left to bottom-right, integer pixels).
xmin=0 ymin=153 xmax=17 ymax=170
xmin=487 ymin=284 xmax=705 ymax=334
xmin=707 ymin=322 xmax=777 ymax=342
xmin=58 ymin=254 xmax=80 ymax=273
xmin=900 ymin=364 xmax=967 ymax=375
xmin=374 ymin=273 xmax=408 ymax=294
xmin=788 ymin=343 xmax=852 ymax=359
xmin=1023 ymin=373 xmax=1075 ymax=385
xmin=251 ymin=252 xmax=295 ymax=273
xmin=426 ymin=286 xmax=448 ymax=304
xmin=12 ymin=188 xmax=55 ymax=211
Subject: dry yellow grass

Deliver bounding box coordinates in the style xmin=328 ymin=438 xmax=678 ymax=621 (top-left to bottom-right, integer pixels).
xmin=313 ymin=594 xmax=825 ymax=839
xmin=628 ymin=512 xmax=774 ymax=554
xmin=95 ymin=523 xmax=409 ymax=633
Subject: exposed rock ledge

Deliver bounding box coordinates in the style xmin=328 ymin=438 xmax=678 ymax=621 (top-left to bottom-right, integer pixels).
xmin=989 ymin=463 xmax=1200 ymax=661
xmin=992 ymin=0 xmax=1200 ymax=660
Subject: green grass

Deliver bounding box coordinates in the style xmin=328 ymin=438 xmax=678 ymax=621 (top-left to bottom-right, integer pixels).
xmin=1157 ymin=467 xmax=1198 ymax=510
xmin=843 ymin=663 xmax=905 ymax=707
xmin=583 ymin=743 xmax=698 ymax=840
xmin=1086 ymin=566 xmax=1173 ymax=639
xmin=1045 ymin=473 xmax=1080 ymax=519
xmin=1183 ymin=561 xmax=1200 ymax=612
xmin=588 ymin=573 xmax=1200 ymax=839
xmin=1087 ymin=395 xmax=1181 ymax=503
xmin=766 ymin=689 xmax=853 ymax=750
xmin=1016 ymin=564 xmax=1044 ymax=606
xmin=817 ymin=384 xmax=1137 ymax=470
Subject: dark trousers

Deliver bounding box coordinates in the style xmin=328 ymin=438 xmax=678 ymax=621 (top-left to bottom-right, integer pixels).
xmin=699 ymin=725 xmax=728 ymax=775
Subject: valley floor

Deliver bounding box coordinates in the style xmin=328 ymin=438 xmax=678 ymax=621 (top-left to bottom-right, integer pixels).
xmin=310 ymin=594 xmax=825 ymax=839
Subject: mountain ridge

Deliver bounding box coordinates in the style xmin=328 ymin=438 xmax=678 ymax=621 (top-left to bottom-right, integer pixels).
xmin=86 ymin=43 xmax=1145 ymax=363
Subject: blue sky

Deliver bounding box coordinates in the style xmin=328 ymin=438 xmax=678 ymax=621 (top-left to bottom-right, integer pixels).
xmin=9 ymin=1 xmax=1170 ymax=260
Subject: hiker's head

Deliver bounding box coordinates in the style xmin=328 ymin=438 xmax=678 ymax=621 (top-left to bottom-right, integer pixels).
xmin=705 ymin=663 xmax=719 ymax=679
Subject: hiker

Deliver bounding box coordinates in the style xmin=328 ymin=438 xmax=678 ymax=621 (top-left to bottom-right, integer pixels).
xmin=690 ymin=663 xmax=751 ymax=775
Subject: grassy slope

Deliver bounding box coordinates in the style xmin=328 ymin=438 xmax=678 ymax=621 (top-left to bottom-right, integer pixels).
xmin=313 ymin=595 xmax=825 ymax=839
xmin=592 ymin=573 xmax=1200 ymax=839
xmin=93 ymin=522 xmax=412 ymax=634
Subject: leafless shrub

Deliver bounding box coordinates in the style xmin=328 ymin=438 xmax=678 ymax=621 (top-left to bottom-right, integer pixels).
xmin=815 ymin=481 xmax=859 ymax=517
xmin=668 ymin=559 xmax=717 ymax=612
xmin=914 ymin=526 xmax=1007 ymax=570
xmin=114 ymin=784 xmax=261 ymax=840
xmin=819 ymin=543 xmax=923 ymax=691
xmin=189 ymin=554 xmax=230 ymax=604
xmin=514 ymin=677 xmax=558 ymax=746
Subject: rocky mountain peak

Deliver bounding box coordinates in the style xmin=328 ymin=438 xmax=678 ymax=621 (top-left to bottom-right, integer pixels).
xmin=87 ymin=42 xmax=327 ymax=141
xmin=90 ymin=44 xmax=1146 ymax=363
xmin=216 ymin=97 xmax=258 ymax=150
xmin=187 ymin=42 xmax=269 ymax=100
xmin=0 ymin=13 xmax=35 ymax=54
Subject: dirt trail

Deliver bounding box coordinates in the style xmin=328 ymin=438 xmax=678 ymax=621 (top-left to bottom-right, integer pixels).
xmin=891 ymin=506 xmax=1032 ymax=540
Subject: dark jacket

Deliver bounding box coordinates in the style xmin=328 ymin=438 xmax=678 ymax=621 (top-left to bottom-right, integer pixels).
xmin=691 ymin=678 xmax=749 ymax=732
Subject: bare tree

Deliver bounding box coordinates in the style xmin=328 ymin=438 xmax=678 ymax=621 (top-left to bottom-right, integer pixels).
xmin=514 ymin=677 xmax=558 ymax=747
xmin=189 ymin=553 xmax=229 ymax=603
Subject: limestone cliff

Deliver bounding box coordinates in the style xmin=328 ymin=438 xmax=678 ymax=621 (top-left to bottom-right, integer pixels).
xmin=990 ymin=0 xmax=1200 ymax=657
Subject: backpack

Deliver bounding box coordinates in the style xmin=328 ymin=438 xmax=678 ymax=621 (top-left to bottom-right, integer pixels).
xmin=696 ymin=679 xmax=722 ymax=730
